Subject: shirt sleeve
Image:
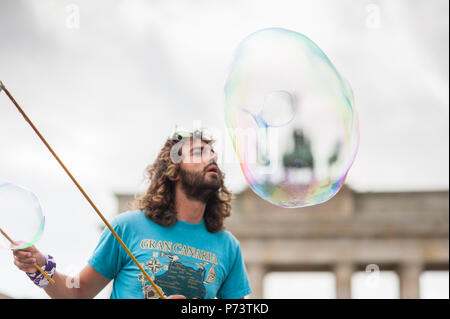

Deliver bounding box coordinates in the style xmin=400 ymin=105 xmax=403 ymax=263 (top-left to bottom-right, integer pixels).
xmin=88 ymin=219 xmax=125 ymax=280
xmin=217 ymin=239 xmax=252 ymax=299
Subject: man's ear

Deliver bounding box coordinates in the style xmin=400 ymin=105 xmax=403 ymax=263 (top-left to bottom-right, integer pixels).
xmin=168 ymin=172 xmax=180 ymax=182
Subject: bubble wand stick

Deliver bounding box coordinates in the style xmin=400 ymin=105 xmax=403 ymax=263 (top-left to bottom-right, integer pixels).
xmin=0 ymin=227 xmax=55 ymax=284
xmin=0 ymin=81 xmax=166 ymax=299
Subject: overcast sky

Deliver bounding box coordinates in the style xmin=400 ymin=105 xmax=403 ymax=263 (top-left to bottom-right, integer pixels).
xmin=0 ymin=0 xmax=448 ymax=298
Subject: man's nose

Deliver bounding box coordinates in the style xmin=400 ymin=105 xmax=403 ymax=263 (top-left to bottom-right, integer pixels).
xmin=204 ymin=150 xmax=218 ymax=163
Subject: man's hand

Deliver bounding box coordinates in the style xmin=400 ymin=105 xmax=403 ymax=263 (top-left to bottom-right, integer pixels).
xmin=167 ymin=294 xmax=187 ymax=299
xmin=12 ymin=245 xmax=46 ymax=273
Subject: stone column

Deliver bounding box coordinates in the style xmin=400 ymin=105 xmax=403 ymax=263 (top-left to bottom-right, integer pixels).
xmin=398 ymin=263 xmax=422 ymax=299
xmin=334 ymin=262 xmax=354 ymax=299
xmin=247 ymin=263 xmax=266 ymax=299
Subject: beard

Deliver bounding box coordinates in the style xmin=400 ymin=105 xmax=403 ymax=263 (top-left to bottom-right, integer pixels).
xmin=179 ymin=167 xmax=222 ymax=202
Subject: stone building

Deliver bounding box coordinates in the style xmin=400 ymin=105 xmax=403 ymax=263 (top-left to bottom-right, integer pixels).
xmin=115 ymin=186 xmax=449 ymax=299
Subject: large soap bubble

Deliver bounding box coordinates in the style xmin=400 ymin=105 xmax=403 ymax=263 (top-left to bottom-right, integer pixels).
xmin=225 ymin=28 xmax=359 ymax=208
xmin=0 ymin=182 xmax=45 ymax=249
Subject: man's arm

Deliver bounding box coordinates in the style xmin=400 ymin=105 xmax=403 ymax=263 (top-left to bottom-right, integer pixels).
xmin=44 ymin=265 xmax=110 ymax=299
xmin=13 ymin=245 xmax=110 ymax=299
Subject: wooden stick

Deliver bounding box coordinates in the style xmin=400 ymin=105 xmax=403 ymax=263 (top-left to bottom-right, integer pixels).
xmin=0 ymin=227 xmax=55 ymax=284
xmin=0 ymin=227 xmax=14 ymax=244
xmin=0 ymin=81 xmax=166 ymax=298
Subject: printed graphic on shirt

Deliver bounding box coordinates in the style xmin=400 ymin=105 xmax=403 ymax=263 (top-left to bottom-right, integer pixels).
xmin=137 ymin=239 xmax=218 ymax=299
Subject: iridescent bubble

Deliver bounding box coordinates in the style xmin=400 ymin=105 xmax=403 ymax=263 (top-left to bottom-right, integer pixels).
xmin=0 ymin=182 xmax=45 ymax=249
xmin=224 ymin=28 xmax=359 ymax=208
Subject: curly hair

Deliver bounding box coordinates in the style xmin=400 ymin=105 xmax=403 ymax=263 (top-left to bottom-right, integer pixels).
xmin=133 ymin=134 xmax=233 ymax=233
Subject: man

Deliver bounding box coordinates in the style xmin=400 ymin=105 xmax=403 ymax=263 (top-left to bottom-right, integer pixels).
xmin=12 ymin=130 xmax=251 ymax=299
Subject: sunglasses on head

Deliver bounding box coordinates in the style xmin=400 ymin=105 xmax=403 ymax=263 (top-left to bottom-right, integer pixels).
xmin=170 ymin=129 xmax=211 ymax=141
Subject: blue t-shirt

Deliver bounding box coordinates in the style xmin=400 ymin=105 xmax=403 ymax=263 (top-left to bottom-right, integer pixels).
xmin=88 ymin=210 xmax=252 ymax=299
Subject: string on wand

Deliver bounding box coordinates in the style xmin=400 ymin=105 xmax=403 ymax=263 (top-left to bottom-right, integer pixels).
xmin=0 ymin=81 xmax=166 ymax=299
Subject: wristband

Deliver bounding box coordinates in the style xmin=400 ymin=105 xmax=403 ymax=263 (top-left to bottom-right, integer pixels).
xmin=26 ymin=254 xmax=56 ymax=288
